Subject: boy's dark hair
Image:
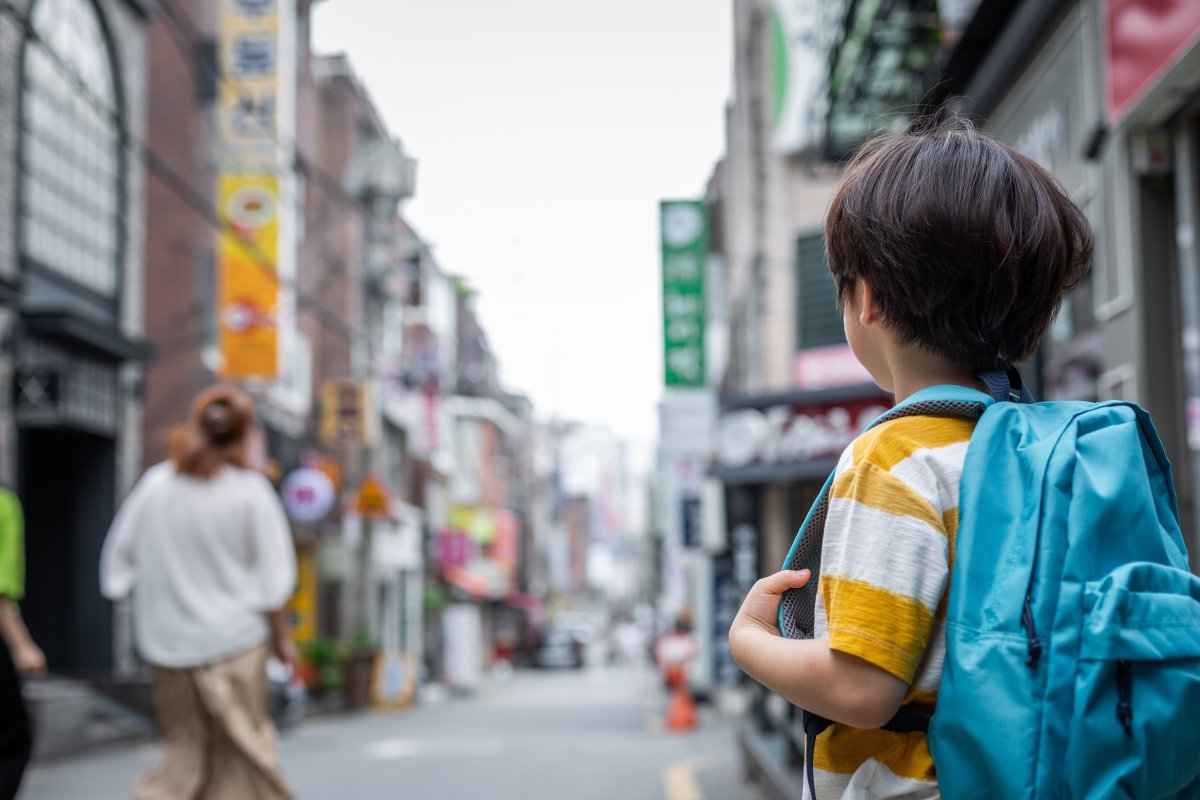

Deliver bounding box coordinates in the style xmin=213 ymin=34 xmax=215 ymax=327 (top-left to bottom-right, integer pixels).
xmin=825 ymin=116 xmax=1093 ymax=372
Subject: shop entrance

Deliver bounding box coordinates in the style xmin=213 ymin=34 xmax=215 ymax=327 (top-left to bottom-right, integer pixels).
xmin=18 ymin=427 xmax=116 ymax=673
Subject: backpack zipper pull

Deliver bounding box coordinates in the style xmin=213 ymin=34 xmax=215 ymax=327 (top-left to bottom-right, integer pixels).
xmin=1021 ymin=595 xmax=1042 ymax=668
xmin=1116 ymin=660 xmax=1134 ymax=739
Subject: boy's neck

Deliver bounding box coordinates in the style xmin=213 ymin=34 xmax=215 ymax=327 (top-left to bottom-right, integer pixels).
xmin=884 ymin=347 xmax=987 ymax=403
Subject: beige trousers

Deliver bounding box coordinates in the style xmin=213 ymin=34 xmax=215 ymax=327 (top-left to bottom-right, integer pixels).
xmin=134 ymin=643 xmax=293 ymax=800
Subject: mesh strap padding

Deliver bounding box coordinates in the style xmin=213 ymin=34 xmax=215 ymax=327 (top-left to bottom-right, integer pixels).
xmin=778 ymin=400 xmax=986 ymax=640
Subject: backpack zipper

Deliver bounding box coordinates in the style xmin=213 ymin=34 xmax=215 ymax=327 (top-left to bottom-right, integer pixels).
xmin=1021 ymin=594 xmax=1043 ymax=668
xmin=1116 ymin=660 xmax=1134 ymax=739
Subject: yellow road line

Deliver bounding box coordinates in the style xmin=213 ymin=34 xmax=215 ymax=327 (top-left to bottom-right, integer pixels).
xmin=662 ymin=756 xmax=713 ymax=800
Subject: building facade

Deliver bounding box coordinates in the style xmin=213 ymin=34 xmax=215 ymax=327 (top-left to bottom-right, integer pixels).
xmin=919 ymin=0 xmax=1200 ymax=565
xmin=0 ymin=0 xmax=150 ymax=673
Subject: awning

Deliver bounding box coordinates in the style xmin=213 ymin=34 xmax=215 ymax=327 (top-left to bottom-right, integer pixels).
xmin=713 ymin=382 xmax=891 ymax=486
xmin=712 ymin=457 xmax=841 ymax=486
xmin=22 ymin=309 xmax=154 ymax=362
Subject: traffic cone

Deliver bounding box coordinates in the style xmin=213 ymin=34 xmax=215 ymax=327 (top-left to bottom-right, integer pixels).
xmin=665 ymin=683 xmax=697 ymax=732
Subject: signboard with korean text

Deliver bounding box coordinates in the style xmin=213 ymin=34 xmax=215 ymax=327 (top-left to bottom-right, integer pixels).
xmin=216 ymin=0 xmax=282 ymax=379
xmin=660 ymin=200 xmax=707 ymax=387
xmin=218 ymin=0 xmax=279 ymax=164
xmin=320 ymin=379 xmax=374 ymax=448
xmin=217 ymin=174 xmax=279 ymax=378
xmin=718 ymin=395 xmax=891 ymax=470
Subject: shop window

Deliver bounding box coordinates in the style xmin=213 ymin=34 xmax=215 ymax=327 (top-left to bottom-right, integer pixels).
xmin=795 ymin=232 xmax=845 ymax=350
xmin=19 ymin=0 xmax=123 ymax=299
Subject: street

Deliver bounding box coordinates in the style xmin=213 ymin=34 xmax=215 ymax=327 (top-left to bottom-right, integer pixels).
xmin=18 ymin=667 xmax=761 ymax=800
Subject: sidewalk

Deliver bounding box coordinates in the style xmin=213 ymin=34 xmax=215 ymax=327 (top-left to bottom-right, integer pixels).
xmin=23 ymin=678 xmax=155 ymax=762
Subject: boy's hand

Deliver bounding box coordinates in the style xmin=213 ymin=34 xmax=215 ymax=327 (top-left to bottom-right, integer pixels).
xmin=731 ymin=570 xmax=812 ymax=638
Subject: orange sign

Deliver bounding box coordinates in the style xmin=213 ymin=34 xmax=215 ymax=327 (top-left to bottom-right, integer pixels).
xmin=353 ymin=475 xmax=391 ymax=519
xmin=217 ymin=173 xmax=279 ymax=379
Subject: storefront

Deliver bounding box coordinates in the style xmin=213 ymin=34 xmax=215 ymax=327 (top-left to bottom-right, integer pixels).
xmin=1100 ymin=0 xmax=1200 ymax=563
xmin=715 ymin=382 xmax=891 ymax=578
xmin=923 ymin=0 xmax=1200 ymax=563
xmin=0 ymin=0 xmax=150 ymax=673
xmin=718 ymin=380 xmax=891 ymax=790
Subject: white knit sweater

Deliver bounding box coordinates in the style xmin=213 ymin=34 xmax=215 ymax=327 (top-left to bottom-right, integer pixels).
xmin=100 ymin=462 xmax=296 ymax=668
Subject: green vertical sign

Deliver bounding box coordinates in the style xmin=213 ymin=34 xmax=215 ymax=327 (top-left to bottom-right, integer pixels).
xmin=660 ymin=200 xmax=707 ymax=387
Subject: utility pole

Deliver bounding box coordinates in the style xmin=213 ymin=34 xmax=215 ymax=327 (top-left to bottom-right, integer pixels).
xmin=344 ymin=136 xmax=417 ymax=647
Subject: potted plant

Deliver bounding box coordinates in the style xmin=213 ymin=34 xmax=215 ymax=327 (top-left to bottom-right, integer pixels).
xmin=300 ymin=638 xmax=346 ymax=697
xmin=342 ymin=629 xmax=376 ymax=709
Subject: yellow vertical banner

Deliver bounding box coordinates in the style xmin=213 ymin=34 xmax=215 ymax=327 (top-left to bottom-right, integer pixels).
xmin=217 ymin=0 xmax=281 ymax=379
xmin=288 ymin=546 xmax=317 ymax=645
xmin=218 ymin=174 xmax=279 ymax=379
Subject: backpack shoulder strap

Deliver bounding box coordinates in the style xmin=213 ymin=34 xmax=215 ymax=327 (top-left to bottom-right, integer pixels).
xmin=778 ymin=384 xmax=993 ymax=641
xmin=867 ymin=383 xmax=994 ymax=430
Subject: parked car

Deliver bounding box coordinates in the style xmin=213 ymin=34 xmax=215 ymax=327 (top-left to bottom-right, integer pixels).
xmin=533 ymin=625 xmax=586 ymax=669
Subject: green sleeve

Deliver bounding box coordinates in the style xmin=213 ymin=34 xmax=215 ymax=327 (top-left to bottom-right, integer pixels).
xmin=0 ymin=489 xmax=25 ymax=601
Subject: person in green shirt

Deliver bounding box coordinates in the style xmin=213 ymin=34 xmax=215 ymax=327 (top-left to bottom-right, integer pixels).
xmin=0 ymin=486 xmax=43 ymax=800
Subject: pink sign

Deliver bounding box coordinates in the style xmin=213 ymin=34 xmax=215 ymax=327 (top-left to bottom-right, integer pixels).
xmin=436 ymin=530 xmax=476 ymax=573
xmin=793 ymin=344 xmax=873 ymax=390
xmin=1106 ymin=0 xmax=1200 ymax=122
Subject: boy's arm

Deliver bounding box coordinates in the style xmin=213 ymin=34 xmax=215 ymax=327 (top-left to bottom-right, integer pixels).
xmin=729 ymin=570 xmax=907 ymax=729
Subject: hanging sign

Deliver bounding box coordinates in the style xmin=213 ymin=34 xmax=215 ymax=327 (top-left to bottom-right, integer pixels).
xmin=353 ymin=475 xmax=392 ymax=519
xmin=660 ymin=200 xmax=708 ymax=387
xmin=281 ymin=467 xmax=335 ymax=523
xmin=216 ymin=0 xmax=282 ymax=379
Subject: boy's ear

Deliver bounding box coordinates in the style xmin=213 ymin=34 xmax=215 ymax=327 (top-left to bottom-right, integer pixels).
xmin=859 ymin=281 xmax=880 ymax=326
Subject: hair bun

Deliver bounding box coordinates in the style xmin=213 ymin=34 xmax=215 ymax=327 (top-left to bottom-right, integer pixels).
xmin=200 ymin=401 xmax=238 ymax=443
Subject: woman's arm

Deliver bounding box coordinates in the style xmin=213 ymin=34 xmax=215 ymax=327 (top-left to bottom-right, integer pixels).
xmin=0 ymin=598 xmax=45 ymax=676
xmin=265 ymin=609 xmax=301 ymax=672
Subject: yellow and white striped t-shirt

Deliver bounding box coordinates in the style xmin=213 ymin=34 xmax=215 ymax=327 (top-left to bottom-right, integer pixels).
xmin=808 ymin=413 xmax=976 ymax=800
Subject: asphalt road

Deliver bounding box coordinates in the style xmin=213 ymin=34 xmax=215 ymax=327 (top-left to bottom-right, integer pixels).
xmin=19 ymin=666 xmax=762 ymax=800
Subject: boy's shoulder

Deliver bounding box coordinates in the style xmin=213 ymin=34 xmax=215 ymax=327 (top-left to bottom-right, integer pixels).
xmin=843 ymin=413 xmax=977 ymax=474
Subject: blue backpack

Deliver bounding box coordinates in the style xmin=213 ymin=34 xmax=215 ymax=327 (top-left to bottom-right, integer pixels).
xmin=779 ymin=375 xmax=1200 ymax=799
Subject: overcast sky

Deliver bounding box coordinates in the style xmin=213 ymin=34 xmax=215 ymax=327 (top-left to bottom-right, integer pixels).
xmin=312 ymin=0 xmax=732 ymax=447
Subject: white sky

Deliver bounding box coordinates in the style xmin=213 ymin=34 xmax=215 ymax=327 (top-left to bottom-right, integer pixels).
xmin=312 ymin=0 xmax=732 ymax=447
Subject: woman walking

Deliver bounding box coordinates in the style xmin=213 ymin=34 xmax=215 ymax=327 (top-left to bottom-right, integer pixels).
xmin=101 ymin=386 xmax=297 ymax=800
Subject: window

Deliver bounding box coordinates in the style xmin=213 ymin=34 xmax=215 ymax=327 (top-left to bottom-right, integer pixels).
xmin=795 ymin=232 xmax=844 ymax=350
xmin=19 ymin=0 xmax=122 ymax=298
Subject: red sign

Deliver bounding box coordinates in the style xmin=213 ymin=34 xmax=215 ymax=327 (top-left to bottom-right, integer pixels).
xmin=1106 ymin=0 xmax=1200 ymax=122
xmin=718 ymin=396 xmax=892 ymax=469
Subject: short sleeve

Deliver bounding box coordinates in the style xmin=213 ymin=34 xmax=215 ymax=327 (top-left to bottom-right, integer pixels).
xmin=0 ymin=489 xmax=25 ymax=601
xmin=818 ymin=458 xmax=950 ymax=684
xmin=244 ymin=474 xmax=297 ymax=612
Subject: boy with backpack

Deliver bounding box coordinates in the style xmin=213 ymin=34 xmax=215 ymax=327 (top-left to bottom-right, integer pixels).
xmin=729 ymin=117 xmax=1200 ymax=799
